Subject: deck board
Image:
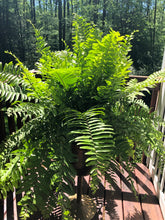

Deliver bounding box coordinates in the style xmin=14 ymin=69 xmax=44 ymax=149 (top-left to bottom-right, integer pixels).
xmin=104 ymin=172 xmax=123 ymax=220
xmin=121 ymin=167 xmax=143 ymax=220
xmin=135 ymin=163 xmax=163 ymax=220
xmin=89 ymin=176 xmax=105 ymax=220
xmin=0 ymin=163 xmax=164 ymax=220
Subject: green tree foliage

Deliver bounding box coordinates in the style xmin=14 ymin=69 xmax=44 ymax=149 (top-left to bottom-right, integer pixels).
xmin=0 ymin=0 xmax=165 ymax=73
xmin=0 ymin=17 xmax=165 ymax=219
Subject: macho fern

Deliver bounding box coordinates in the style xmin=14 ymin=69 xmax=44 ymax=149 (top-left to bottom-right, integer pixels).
xmin=0 ymin=16 xmax=165 ymax=219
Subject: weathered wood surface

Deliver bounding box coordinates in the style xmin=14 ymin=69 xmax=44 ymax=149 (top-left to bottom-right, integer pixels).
xmin=0 ymin=163 xmax=163 ymax=220
xmin=88 ymin=163 xmax=163 ymax=220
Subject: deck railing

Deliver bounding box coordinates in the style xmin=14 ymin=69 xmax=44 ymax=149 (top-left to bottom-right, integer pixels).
xmin=0 ymin=101 xmax=23 ymax=220
xmin=147 ymin=51 xmax=165 ymax=219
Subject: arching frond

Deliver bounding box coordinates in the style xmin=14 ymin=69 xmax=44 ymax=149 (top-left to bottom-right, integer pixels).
xmin=66 ymin=108 xmax=115 ymax=191
xmin=0 ymin=82 xmax=31 ymax=102
xmin=0 ymin=62 xmax=37 ymax=103
xmin=126 ymin=70 xmax=165 ymax=100
xmin=0 ymin=71 xmax=28 ymax=89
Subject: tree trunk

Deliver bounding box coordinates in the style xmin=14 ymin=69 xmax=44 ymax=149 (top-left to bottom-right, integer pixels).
xmin=38 ymin=0 xmax=42 ymax=13
xmin=93 ymin=0 xmax=98 ymax=24
xmin=102 ymin=0 xmax=106 ymax=27
xmin=45 ymin=0 xmax=48 ymax=11
xmin=146 ymin=0 xmax=151 ymax=17
xmin=30 ymin=0 xmax=36 ymax=24
xmin=14 ymin=0 xmax=25 ymax=62
xmin=49 ymin=0 xmax=53 ymax=16
xmin=54 ymin=0 xmax=58 ymax=17
xmin=63 ymin=0 xmax=66 ymax=46
xmin=58 ymin=0 xmax=63 ymax=50
xmin=153 ymin=0 xmax=157 ymax=48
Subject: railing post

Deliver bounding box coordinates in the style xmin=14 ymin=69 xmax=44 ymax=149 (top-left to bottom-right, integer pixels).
xmin=4 ymin=198 xmax=7 ymax=220
xmin=147 ymin=47 xmax=165 ymax=220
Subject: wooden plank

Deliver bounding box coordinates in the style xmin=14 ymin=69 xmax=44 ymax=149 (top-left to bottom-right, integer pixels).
xmin=88 ymin=175 xmax=105 ymax=220
xmin=4 ymin=198 xmax=7 ymax=220
xmin=104 ymin=169 xmax=123 ymax=220
xmin=121 ymin=165 xmax=143 ymax=220
xmin=135 ymin=163 xmax=163 ymax=220
xmin=13 ymin=188 xmax=18 ymax=220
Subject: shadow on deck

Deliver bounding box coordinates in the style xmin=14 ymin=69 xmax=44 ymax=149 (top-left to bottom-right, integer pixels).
xmin=0 ymin=163 xmax=163 ymax=220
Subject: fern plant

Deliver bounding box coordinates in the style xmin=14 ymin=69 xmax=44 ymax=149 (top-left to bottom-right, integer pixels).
xmin=0 ymin=16 xmax=165 ymax=219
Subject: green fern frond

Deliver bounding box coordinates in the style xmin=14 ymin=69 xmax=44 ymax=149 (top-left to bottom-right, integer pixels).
xmin=7 ymin=102 xmax=44 ymax=122
xmin=72 ymin=15 xmax=102 ymax=69
xmin=0 ymin=71 xmax=28 ymax=89
xmin=66 ymin=108 xmax=115 ymax=191
xmin=131 ymin=98 xmax=149 ymax=110
xmin=47 ymin=67 xmax=80 ymax=90
xmin=28 ymin=20 xmax=51 ymax=56
xmin=0 ymin=61 xmax=39 ymax=103
xmin=0 ymin=110 xmax=75 ymax=218
xmin=0 ymin=82 xmax=31 ymax=102
xmin=126 ymin=70 xmax=165 ymax=100
xmin=1 ymin=61 xmax=22 ymax=76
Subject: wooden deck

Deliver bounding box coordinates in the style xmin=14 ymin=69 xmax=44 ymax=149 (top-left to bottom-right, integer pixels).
xmin=72 ymin=163 xmax=163 ymax=220
xmin=0 ymin=163 xmax=164 ymax=220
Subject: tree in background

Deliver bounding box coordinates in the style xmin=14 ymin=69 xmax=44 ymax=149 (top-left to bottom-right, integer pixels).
xmin=0 ymin=17 xmax=165 ymax=219
xmin=0 ymin=0 xmax=165 ymax=74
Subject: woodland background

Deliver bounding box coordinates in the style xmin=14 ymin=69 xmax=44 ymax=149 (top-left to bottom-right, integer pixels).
xmin=0 ymin=0 xmax=165 ymax=75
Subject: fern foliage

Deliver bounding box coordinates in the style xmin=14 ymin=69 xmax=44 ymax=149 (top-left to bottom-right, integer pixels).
xmin=66 ymin=108 xmax=115 ymax=191
xmin=125 ymin=70 xmax=165 ymax=101
xmin=0 ymin=16 xmax=165 ymax=219
xmin=0 ymin=62 xmax=33 ymax=102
